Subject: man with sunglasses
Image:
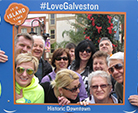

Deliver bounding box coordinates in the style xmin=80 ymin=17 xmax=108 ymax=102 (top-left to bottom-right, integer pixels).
xmin=108 ymin=52 xmax=124 ymax=103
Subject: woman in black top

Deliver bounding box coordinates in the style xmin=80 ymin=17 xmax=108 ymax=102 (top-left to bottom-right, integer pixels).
xmin=70 ymin=39 xmax=96 ymax=96
xmin=41 ymin=69 xmax=81 ymax=105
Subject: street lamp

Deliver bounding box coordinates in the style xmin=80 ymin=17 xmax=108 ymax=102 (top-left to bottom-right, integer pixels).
xmin=29 ymin=18 xmax=50 ymax=40
xmin=29 ymin=19 xmax=42 ymax=35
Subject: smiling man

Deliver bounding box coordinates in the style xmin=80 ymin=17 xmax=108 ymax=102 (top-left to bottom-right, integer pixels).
xmin=15 ymin=33 xmax=34 ymax=58
xmin=32 ymin=35 xmax=52 ymax=82
xmin=108 ymin=52 xmax=124 ymax=103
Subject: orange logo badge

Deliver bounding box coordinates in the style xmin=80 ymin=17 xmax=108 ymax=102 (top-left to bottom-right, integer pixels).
xmin=4 ymin=3 xmax=29 ymax=25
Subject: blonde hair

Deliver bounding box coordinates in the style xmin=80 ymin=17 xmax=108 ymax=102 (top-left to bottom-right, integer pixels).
xmin=51 ymin=69 xmax=79 ymax=97
xmin=15 ymin=52 xmax=39 ymax=73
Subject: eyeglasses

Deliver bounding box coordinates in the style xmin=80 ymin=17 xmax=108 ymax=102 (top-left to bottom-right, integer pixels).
xmin=90 ymin=84 xmax=110 ymax=89
xmin=108 ymin=63 xmax=123 ymax=74
xmin=80 ymin=49 xmax=91 ymax=53
xmin=16 ymin=67 xmax=34 ymax=76
xmin=63 ymin=83 xmax=81 ymax=93
xmin=55 ymin=57 xmax=68 ymax=61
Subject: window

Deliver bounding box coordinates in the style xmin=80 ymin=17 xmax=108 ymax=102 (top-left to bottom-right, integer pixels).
xmin=50 ymin=14 xmax=55 ymax=25
xmin=50 ymin=44 xmax=55 ymax=53
xmin=21 ymin=28 xmax=27 ymax=33
xmin=34 ymin=27 xmax=41 ymax=35
xmin=50 ymin=29 xmax=55 ymax=39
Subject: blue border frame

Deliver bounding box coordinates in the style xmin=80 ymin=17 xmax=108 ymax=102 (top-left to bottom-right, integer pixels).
xmin=0 ymin=0 xmax=138 ymax=113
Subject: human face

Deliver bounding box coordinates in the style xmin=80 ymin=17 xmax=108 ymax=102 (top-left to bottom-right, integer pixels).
xmin=99 ymin=40 xmax=113 ymax=56
xmin=79 ymin=47 xmax=92 ymax=62
xmin=55 ymin=52 xmax=69 ymax=72
xmin=32 ymin=38 xmax=44 ymax=60
xmin=15 ymin=62 xmax=34 ymax=87
xmin=90 ymin=76 xmax=112 ymax=103
xmin=68 ymin=48 xmax=75 ymax=62
xmin=108 ymin=59 xmax=124 ymax=84
xmin=15 ymin=36 xmax=33 ymax=57
xmin=62 ymin=79 xmax=80 ymax=100
xmin=93 ymin=57 xmax=108 ymax=72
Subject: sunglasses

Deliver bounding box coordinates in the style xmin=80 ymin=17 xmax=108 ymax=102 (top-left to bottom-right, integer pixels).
xmin=80 ymin=49 xmax=91 ymax=53
xmin=63 ymin=83 xmax=81 ymax=93
xmin=16 ymin=67 xmax=34 ymax=76
xmin=55 ymin=57 xmax=68 ymax=61
xmin=108 ymin=63 xmax=123 ymax=74
xmin=90 ymin=84 xmax=110 ymax=89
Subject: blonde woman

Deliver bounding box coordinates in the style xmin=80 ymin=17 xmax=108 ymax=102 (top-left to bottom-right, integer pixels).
xmin=41 ymin=69 xmax=81 ymax=105
xmin=15 ymin=53 xmax=44 ymax=103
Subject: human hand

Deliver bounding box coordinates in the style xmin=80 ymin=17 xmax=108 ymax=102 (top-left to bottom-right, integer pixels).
xmin=128 ymin=95 xmax=138 ymax=106
xmin=77 ymin=101 xmax=89 ymax=106
xmin=58 ymin=96 xmax=70 ymax=106
xmin=15 ymin=89 xmax=23 ymax=100
xmin=0 ymin=50 xmax=8 ymax=63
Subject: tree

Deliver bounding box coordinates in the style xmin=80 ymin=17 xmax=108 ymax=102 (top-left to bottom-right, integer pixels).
xmin=62 ymin=14 xmax=88 ymax=45
xmin=62 ymin=14 xmax=124 ymax=52
xmin=84 ymin=14 xmax=123 ymax=52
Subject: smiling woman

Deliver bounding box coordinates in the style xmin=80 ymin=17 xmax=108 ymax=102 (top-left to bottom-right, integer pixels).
xmin=85 ymin=70 xmax=118 ymax=103
xmin=41 ymin=48 xmax=88 ymax=101
xmin=70 ymin=39 xmax=96 ymax=96
xmin=15 ymin=52 xmax=44 ymax=103
xmin=40 ymin=69 xmax=80 ymax=104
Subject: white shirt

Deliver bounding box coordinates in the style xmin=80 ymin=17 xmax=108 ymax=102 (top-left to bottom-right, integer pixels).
xmin=85 ymin=94 xmax=118 ymax=103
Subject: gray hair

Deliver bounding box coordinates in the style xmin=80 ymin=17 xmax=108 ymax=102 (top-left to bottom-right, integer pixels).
xmin=32 ymin=35 xmax=45 ymax=49
xmin=108 ymin=52 xmax=124 ymax=66
xmin=88 ymin=70 xmax=112 ymax=87
xmin=99 ymin=37 xmax=112 ymax=48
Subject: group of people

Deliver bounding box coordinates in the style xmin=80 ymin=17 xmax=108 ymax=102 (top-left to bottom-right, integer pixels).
xmin=0 ymin=33 xmax=138 ymax=107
